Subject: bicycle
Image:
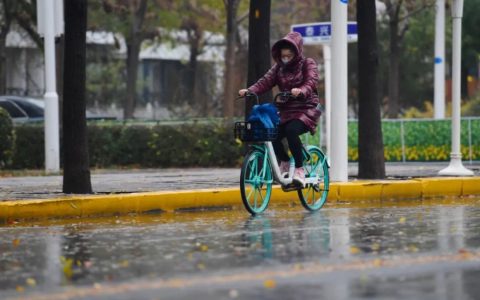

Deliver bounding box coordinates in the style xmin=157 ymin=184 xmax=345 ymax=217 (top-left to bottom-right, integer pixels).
xmin=234 ymin=92 xmax=330 ymax=215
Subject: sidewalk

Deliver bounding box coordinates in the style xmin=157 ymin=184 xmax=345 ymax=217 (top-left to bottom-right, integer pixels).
xmin=1 ymin=162 xmax=480 ymax=221
xmin=2 ymin=162 xmax=479 ymax=201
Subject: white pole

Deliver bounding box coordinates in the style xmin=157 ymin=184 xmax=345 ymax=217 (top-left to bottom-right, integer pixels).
xmin=434 ymin=0 xmax=446 ymax=119
xmin=330 ymin=0 xmax=349 ymax=182
xmin=439 ymin=0 xmax=473 ymax=176
xmin=323 ymin=44 xmax=332 ymax=158
xmin=43 ymin=0 xmax=60 ymax=173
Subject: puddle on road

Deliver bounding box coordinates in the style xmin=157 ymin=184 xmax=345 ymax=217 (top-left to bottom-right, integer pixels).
xmin=1 ymin=198 xmax=480 ymax=298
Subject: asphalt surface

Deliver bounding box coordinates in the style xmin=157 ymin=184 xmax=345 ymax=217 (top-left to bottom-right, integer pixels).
xmin=1 ymin=202 xmax=480 ymax=299
xmin=1 ymin=162 xmax=479 ymax=201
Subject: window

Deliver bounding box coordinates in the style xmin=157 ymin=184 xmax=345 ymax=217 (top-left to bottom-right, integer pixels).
xmin=13 ymin=100 xmax=43 ymax=118
xmin=0 ymin=101 xmax=26 ymax=118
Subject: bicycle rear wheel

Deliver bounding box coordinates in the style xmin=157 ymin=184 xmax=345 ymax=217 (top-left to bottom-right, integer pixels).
xmin=240 ymin=149 xmax=273 ymax=215
xmin=298 ymin=146 xmax=329 ymax=211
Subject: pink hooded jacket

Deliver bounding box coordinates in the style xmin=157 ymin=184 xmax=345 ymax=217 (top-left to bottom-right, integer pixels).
xmin=247 ymin=32 xmax=321 ymax=133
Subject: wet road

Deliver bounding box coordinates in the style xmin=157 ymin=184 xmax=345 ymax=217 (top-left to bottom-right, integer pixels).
xmin=1 ymin=199 xmax=480 ymax=299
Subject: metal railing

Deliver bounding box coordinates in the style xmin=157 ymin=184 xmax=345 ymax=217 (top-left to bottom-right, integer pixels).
xmin=302 ymin=116 xmax=480 ymax=163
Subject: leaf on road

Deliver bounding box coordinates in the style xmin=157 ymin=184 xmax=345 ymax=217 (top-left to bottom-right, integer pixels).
xmin=371 ymin=243 xmax=380 ymax=251
xmin=26 ymin=278 xmax=36 ymax=287
xmin=263 ymin=279 xmax=276 ymax=289
xmin=373 ymin=258 xmax=383 ymax=267
xmin=458 ymin=248 xmax=474 ymax=259
xmin=350 ymin=246 xmax=361 ymax=255
xmin=61 ymin=256 xmax=74 ymax=279
xmin=119 ymin=260 xmax=129 ymax=268
xmin=408 ymin=245 xmax=419 ymax=252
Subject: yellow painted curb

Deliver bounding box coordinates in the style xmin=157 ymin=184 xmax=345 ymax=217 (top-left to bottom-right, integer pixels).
xmin=1 ymin=177 xmax=480 ymax=222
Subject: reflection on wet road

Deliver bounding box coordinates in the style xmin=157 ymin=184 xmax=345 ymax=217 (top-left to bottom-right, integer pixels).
xmin=1 ymin=199 xmax=480 ymax=299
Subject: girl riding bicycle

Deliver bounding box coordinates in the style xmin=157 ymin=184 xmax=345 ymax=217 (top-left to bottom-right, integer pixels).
xmin=239 ymin=32 xmax=321 ymax=187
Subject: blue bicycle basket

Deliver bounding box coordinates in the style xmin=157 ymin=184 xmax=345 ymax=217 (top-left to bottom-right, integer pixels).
xmin=234 ymin=104 xmax=279 ymax=142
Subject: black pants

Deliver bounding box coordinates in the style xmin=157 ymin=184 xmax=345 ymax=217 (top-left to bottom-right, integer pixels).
xmin=273 ymin=119 xmax=308 ymax=168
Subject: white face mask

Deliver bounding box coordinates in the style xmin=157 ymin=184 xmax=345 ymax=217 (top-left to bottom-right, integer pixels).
xmin=281 ymin=58 xmax=290 ymax=64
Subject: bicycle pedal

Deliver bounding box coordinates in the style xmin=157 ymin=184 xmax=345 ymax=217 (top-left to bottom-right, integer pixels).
xmin=281 ymin=183 xmax=301 ymax=192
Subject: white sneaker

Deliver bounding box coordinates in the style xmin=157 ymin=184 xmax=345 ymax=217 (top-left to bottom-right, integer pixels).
xmin=293 ymin=167 xmax=305 ymax=187
xmin=279 ymin=161 xmax=290 ymax=176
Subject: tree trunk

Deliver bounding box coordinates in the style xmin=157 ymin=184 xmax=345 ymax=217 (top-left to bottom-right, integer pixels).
xmin=56 ymin=36 xmax=64 ymax=122
xmin=123 ymin=0 xmax=148 ymax=119
xmin=357 ymin=0 xmax=385 ymax=179
xmin=124 ymin=40 xmax=141 ymax=119
xmin=387 ymin=14 xmax=400 ymax=118
xmin=0 ymin=36 xmax=7 ymax=94
xmin=62 ymin=0 xmax=92 ymax=194
xmin=246 ymin=0 xmax=272 ymax=118
xmin=186 ymin=29 xmax=199 ymax=107
xmin=0 ymin=8 xmax=12 ymax=96
xmin=223 ymin=0 xmax=240 ymax=118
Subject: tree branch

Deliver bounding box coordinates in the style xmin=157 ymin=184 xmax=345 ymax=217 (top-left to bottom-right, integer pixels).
xmin=398 ymin=1 xmax=436 ymax=23
xmin=236 ymin=10 xmax=249 ymax=25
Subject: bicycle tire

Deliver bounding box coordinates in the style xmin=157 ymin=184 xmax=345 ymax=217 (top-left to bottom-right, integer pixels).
xmin=297 ymin=146 xmax=329 ymax=211
xmin=240 ymin=149 xmax=273 ymax=215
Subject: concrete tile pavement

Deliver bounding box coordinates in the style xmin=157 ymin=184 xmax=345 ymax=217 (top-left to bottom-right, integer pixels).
xmin=1 ymin=162 xmax=479 ymax=201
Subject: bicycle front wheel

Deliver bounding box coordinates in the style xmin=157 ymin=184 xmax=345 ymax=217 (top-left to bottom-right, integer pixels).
xmin=298 ymin=146 xmax=329 ymax=211
xmin=240 ymin=149 xmax=273 ymax=215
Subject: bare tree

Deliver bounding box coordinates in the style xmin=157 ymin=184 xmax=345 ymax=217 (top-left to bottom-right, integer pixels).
xmin=179 ymin=1 xmax=220 ymax=113
xmin=383 ymin=0 xmax=434 ymax=118
xmin=124 ymin=0 xmax=148 ymax=119
xmin=99 ymin=0 xmax=165 ymax=119
xmin=63 ymin=0 xmax=92 ymax=193
xmin=0 ymin=1 xmax=16 ymax=94
xmin=223 ymin=0 xmax=241 ymax=118
xmin=357 ymin=0 xmax=385 ymax=178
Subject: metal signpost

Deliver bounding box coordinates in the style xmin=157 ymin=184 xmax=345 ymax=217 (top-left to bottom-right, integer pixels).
xmin=439 ymin=0 xmax=473 ymax=176
xmin=291 ymin=18 xmax=357 ymax=182
xmin=434 ymin=0 xmax=446 ymax=119
xmin=37 ymin=0 xmax=64 ymax=173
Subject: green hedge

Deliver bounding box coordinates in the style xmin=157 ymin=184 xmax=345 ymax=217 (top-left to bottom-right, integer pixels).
xmin=8 ymin=118 xmax=480 ymax=169
xmin=10 ymin=121 xmax=243 ymax=169
xmin=0 ymin=108 xmax=14 ymax=168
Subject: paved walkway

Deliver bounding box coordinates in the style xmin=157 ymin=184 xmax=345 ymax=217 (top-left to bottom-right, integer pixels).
xmin=1 ymin=162 xmax=479 ymax=201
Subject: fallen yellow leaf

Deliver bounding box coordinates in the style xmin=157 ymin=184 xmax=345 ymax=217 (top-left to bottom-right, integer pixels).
xmin=408 ymin=245 xmax=419 ymax=252
xmin=350 ymin=246 xmax=361 ymax=255
xmin=264 ymin=279 xmax=276 ymax=289
xmin=26 ymin=278 xmax=36 ymax=287
xmin=373 ymin=258 xmax=383 ymax=267
xmin=12 ymin=239 xmax=20 ymax=247
xmin=119 ymin=260 xmax=129 ymax=268
xmin=399 ymin=217 xmax=406 ymax=224
xmin=61 ymin=257 xmax=74 ymax=279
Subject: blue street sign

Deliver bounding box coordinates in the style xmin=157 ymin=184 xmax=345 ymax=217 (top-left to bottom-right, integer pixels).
xmin=291 ymin=22 xmax=358 ymax=44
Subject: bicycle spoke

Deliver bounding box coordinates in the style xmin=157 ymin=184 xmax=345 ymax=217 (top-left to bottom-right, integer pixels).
xmin=246 ymin=187 xmax=254 ymax=200
xmin=240 ymin=149 xmax=273 ymax=215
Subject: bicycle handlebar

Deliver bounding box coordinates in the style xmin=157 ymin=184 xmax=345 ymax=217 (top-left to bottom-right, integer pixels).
xmin=237 ymin=91 xmax=294 ymax=105
xmin=274 ymin=92 xmax=293 ymax=103
xmin=237 ymin=92 xmax=260 ymax=105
